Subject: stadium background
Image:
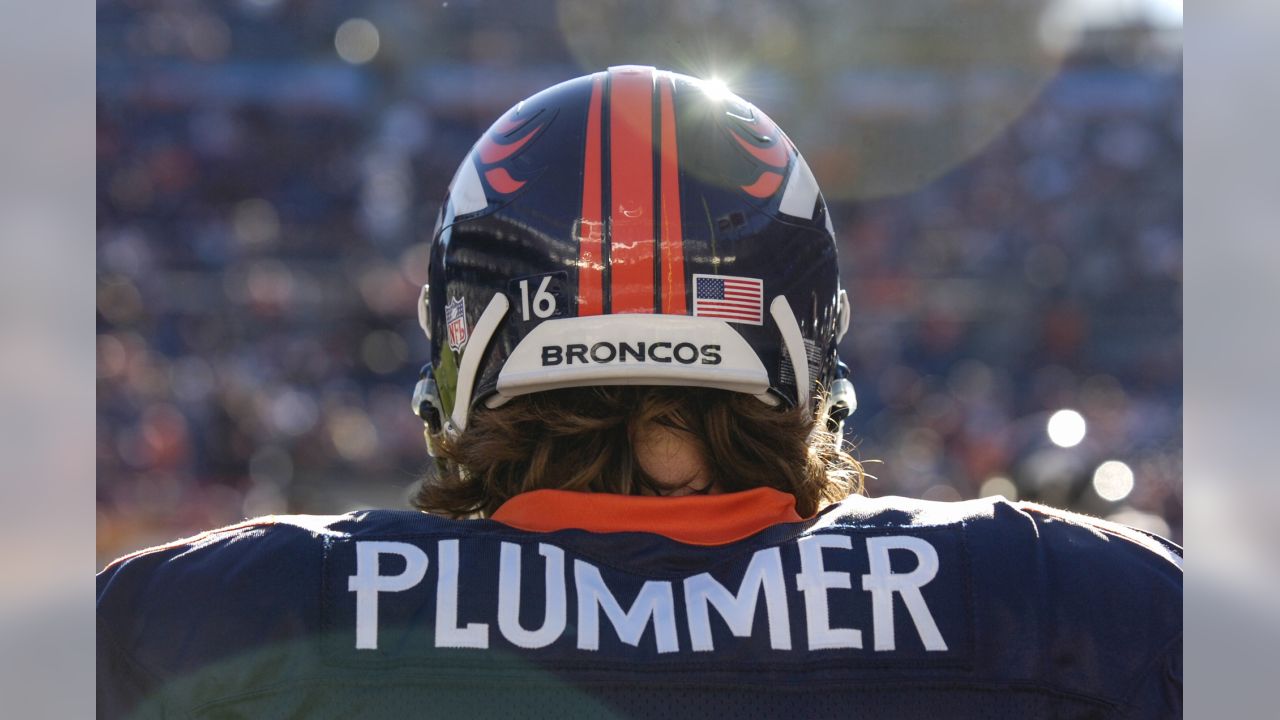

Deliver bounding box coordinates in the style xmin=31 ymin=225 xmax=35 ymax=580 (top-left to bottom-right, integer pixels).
xmin=96 ymin=0 xmax=1182 ymax=565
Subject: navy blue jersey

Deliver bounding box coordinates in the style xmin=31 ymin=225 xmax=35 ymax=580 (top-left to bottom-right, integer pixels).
xmin=97 ymin=490 xmax=1182 ymax=718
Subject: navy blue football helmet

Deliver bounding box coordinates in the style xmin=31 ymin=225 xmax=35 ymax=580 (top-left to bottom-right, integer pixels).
xmin=413 ymin=67 xmax=854 ymax=439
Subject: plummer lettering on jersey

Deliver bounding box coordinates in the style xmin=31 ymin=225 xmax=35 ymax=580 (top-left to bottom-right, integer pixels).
xmin=335 ymin=534 xmax=962 ymax=658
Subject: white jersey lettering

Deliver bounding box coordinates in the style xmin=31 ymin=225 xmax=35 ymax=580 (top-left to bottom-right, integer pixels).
xmin=498 ymin=542 xmax=567 ymax=649
xmin=796 ymin=534 xmax=863 ymax=649
xmin=435 ymin=539 xmax=489 ymax=648
xmin=685 ymin=546 xmax=791 ymax=651
xmin=345 ymin=534 xmax=955 ymax=656
xmin=575 ymin=559 xmax=679 ymax=653
xmin=862 ymin=535 xmax=947 ymax=651
xmin=348 ymin=541 xmax=429 ymax=650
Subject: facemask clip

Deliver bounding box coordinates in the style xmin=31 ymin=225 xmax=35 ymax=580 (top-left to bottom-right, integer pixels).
xmin=411 ymin=364 xmax=445 ymax=456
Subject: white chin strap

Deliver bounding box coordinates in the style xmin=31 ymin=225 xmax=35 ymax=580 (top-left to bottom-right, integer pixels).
xmin=774 ymin=291 xmax=857 ymax=445
xmin=770 ymin=296 xmax=811 ymax=417
xmin=449 ymin=293 xmax=510 ymax=433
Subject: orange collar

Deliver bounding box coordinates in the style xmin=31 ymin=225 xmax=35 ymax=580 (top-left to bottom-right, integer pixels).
xmin=489 ymin=487 xmax=804 ymax=546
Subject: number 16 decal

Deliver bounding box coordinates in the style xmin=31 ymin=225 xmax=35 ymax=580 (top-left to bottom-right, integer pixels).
xmin=510 ymin=272 xmax=567 ymax=322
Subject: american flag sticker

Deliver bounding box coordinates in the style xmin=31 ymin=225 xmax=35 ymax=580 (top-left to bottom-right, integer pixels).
xmin=692 ymin=274 xmax=764 ymax=325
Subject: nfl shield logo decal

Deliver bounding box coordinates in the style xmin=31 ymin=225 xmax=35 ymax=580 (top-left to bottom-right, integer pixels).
xmin=445 ymin=296 xmax=468 ymax=352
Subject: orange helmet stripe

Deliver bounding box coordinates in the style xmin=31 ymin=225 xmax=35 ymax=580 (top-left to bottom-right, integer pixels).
xmin=606 ymin=66 xmax=656 ymax=314
xmin=658 ymin=72 xmax=687 ymax=315
xmin=576 ymin=76 xmax=605 ymax=317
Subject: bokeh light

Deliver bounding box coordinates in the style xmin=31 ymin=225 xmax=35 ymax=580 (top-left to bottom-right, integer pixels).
xmin=979 ymin=475 xmax=1019 ymax=501
xmin=231 ymin=198 xmax=280 ymax=248
xmin=361 ymin=330 xmax=409 ymax=375
xmin=334 ymin=18 xmax=380 ymax=65
xmin=328 ymin=407 xmax=379 ymax=462
xmin=1092 ymin=460 xmax=1135 ymax=502
xmin=1106 ymin=507 xmax=1170 ymax=539
xmin=1046 ymin=409 xmax=1087 ymax=448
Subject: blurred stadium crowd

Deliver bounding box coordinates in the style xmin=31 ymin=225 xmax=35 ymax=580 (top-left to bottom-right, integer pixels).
xmin=96 ymin=0 xmax=1181 ymax=564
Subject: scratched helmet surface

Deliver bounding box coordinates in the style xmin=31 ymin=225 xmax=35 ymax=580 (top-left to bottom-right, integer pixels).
xmin=416 ymin=66 xmax=851 ymax=435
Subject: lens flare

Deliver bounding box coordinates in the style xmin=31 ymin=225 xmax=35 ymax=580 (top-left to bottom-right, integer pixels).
xmin=1046 ymin=409 xmax=1086 ymax=448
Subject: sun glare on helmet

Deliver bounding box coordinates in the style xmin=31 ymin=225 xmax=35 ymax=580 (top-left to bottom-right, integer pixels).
xmin=702 ymin=77 xmax=733 ymax=102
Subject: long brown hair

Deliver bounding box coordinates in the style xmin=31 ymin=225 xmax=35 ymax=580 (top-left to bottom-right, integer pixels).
xmin=413 ymin=386 xmax=863 ymax=518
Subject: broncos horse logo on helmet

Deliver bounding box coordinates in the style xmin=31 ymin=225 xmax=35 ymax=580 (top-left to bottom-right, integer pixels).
xmin=413 ymin=66 xmax=854 ymax=445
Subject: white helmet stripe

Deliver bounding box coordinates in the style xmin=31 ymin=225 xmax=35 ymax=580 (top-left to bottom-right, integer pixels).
xmin=449 ymin=156 xmax=488 ymax=216
xmin=778 ymin=152 xmax=820 ymax=220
